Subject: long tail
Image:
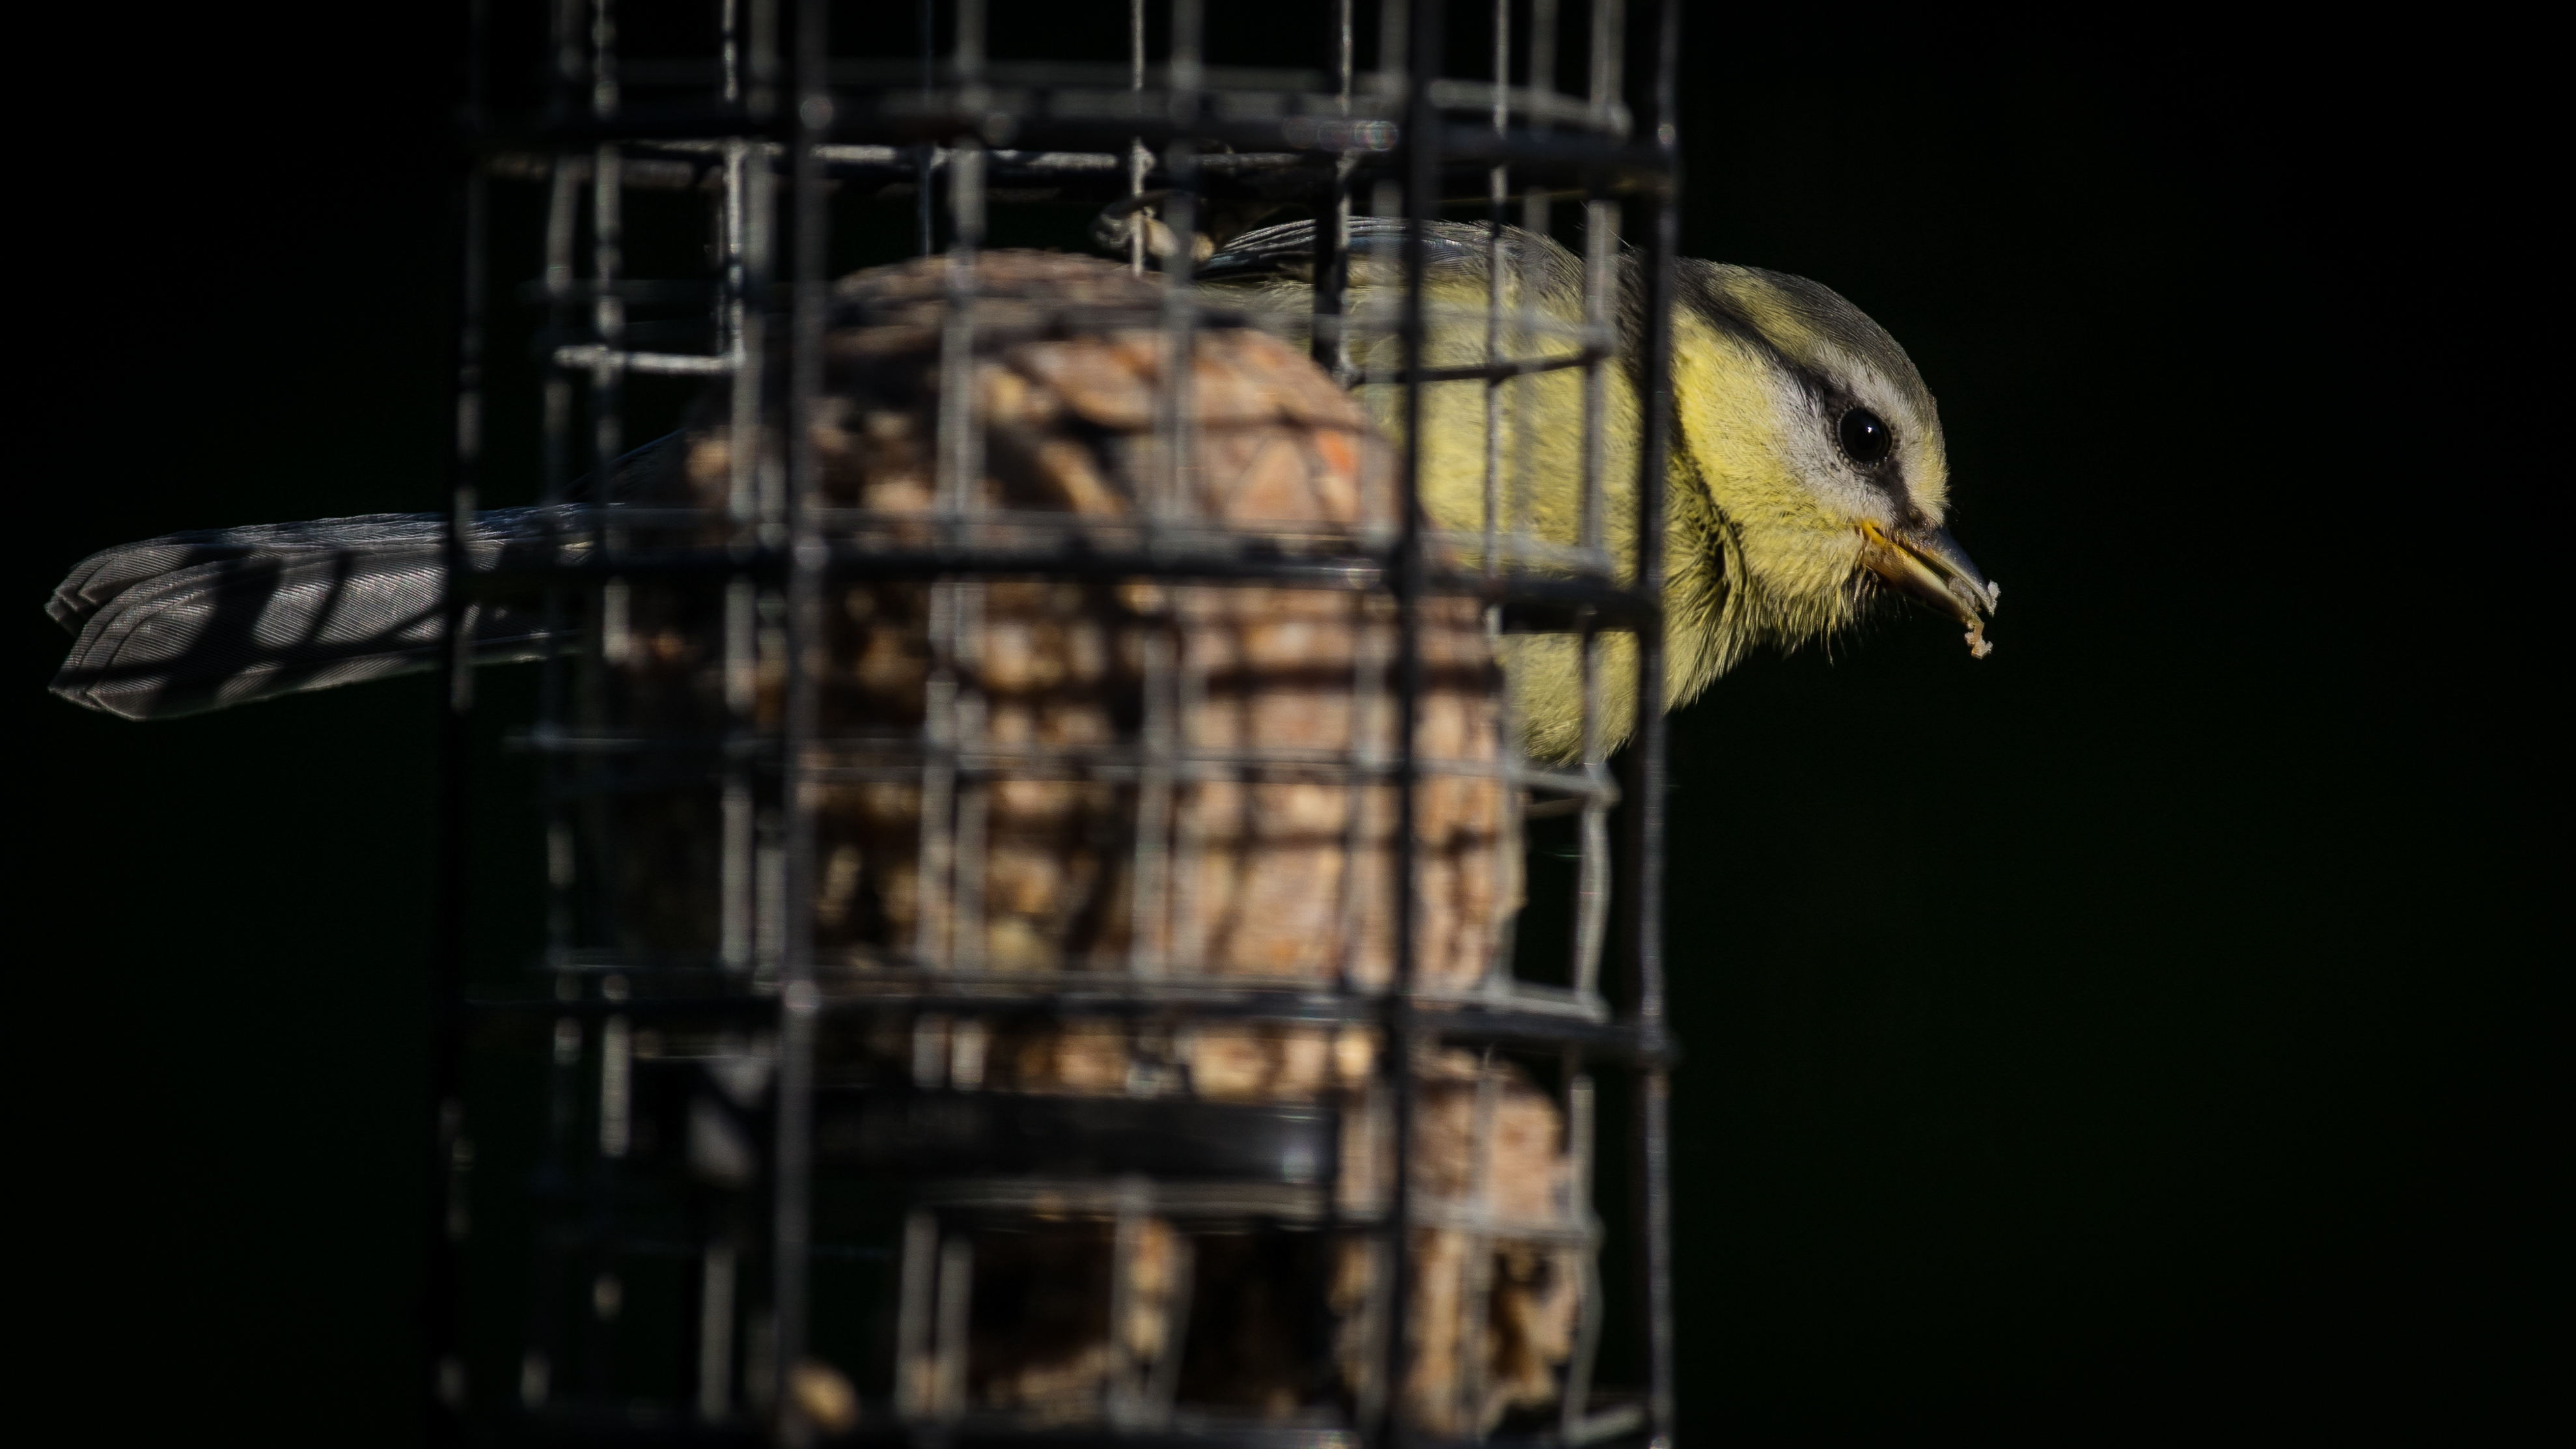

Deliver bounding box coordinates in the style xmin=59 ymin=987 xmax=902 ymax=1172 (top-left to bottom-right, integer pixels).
xmin=48 ymin=434 xmax=687 ymax=721
xmin=48 ymin=505 xmax=595 ymax=721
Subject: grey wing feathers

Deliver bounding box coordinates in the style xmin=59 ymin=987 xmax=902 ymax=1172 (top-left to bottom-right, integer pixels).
xmin=48 ymin=507 xmax=584 ymax=721
xmin=1202 ymin=217 xmax=1497 ymax=281
xmin=47 ymin=431 xmax=686 ymax=721
xmin=53 ymin=512 xmax=454 ymax=631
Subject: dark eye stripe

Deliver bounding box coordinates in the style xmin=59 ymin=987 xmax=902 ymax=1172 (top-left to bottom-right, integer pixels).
xmin=1838 ymin=407 xmax=1892 ymax=467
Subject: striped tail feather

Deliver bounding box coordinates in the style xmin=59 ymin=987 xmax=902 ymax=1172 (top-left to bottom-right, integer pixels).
xmin=45 ymin=432 xmax=684 ymax=721
xmin=48 ymin=506 xmax=587 ymax=721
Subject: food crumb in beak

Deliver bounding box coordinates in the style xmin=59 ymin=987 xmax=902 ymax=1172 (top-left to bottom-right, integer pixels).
xmin=1965 ymin=624 xmax=1993 ymax=659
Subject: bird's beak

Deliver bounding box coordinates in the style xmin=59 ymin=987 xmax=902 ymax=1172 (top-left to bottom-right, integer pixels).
xmin=1859 ymin=519 xmax=2001 ymax=658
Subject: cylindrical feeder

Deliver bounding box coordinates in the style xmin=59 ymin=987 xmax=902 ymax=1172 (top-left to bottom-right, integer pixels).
xmin=428 ymin=4 xmax=1679 ymax=1446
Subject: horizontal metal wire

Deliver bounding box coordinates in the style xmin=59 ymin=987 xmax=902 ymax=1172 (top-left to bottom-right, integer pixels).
xmin=473 ymin=979 xmax=1667 ymax=1055
xmin=911 ymin=1176 xmax=1595 ymax=1243
xmin=1362 ymin=347 xmax=1596 ymax=383
xmin=483 ymin=1413 xmax=1653 ymax=1449
xmin=512 ymin=733 xmax=1615 ymax=797
xmin=1423 ymin=531 xmax=1615 ymax=576
xmin=466 ymin=557 xmax=1649 ymax=622
xmin=482 ymin=109 xmax=1668 ymax=184
xmin=549 ymin=342 xmax=738 ymax=375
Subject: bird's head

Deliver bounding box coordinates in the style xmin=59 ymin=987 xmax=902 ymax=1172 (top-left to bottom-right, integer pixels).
xmin=1667 ymin=262 xmax=1998 ymax=675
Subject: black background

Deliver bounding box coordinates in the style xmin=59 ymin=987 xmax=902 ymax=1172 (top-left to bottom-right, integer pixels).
xmin=14 ymin=2 xmax=2553 ymax=1441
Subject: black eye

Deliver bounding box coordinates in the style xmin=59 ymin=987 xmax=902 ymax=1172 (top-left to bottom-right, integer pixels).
xmin=1838 ymin=407 xmax=1893 ymax=467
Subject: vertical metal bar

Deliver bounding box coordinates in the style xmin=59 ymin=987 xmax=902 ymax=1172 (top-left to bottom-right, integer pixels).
xmin=1480 ymin=0 xmax=1517 ymax=1002
xmin=1579 ymin=197 xmax=1614 ymax=561
xmin=924 ymin=10 xmax=984 ymax=973
xmin=720 ymin=0 xmax=769 ymax=1000
xmin=939 ymin=14 xmax=988 ymax=977
xmin=1144 ymin=1234 xmax=1195 ymax=1420
xmin=1559 ymin=1070 xmax=1602 ymax=1439
xmin=599 ymin=1010 xmax=632 ymax=1157
xmin=1591 ymin=0 xmax=1624 ymax=128
xmin=538 ymin=157 xmax=580 ymax=984
xmin=549 ymin=0 xmax=581 ymax=117
xmin=1310 ymin=165 xmax=1351 ymax=382
xmin=916 ymin=577 xmax=959 ymax=970
xmin=578 ymin=14 xmax=626 ymax=1409
xmin=1128 ymin=628 xmax=1173 ymax=977
xmin=718 ymin=0 xmax=749 ymax=472
xmin=746 ymin=0 xmax=780 ymax=117
xmin=1483 ymin=0 xmax=1510 ymax=581
xmin=590 ymin=0 xmax=624 ymax=560
xmin=1312 ymin=0 xmax=1354 ymax=381
xmin=1486 ymin=632 xmax=1523 ymax=999
xmin=1456 ymin=1052 xmax=1503 ymax=1433
xmin=1579 ymin=0 xmax=1622 ymax=579
xmin=426 ymin=8 xmax=487 ymax=1429
xmin=697 ymin=1240 xmax=738 ymax=1419
xmin=1378 ymin=0 xmax=1439 ymax=1440
xmin=1141 ymin=4 xmax=1203 ymax=986
xmin=588 ymin=0 xmax=618 ymax=113
xmin=744 ymin=8 xmax=781 ymax=532
xmin=1157 ymin=0 xmax=1202 ymax=530
xmin=1335 ymin=602 xmax=1381 ymax=993
xmin=735 ymin=155 xmax=775 ymax=542
xmin=1168 ymin=601 xmax=1214 ymax=972
xmin=1517 ymin=0 xmax=1558 ymax=544
xmin=1107 ymin=1178 xmax=1148 ymax=1424
xmin=1574 ymin=621 xmax=1609 ymax=1000
xmin=721 ymin=0 xmax=741 ymax=104
xmin=1577 ymin=0 xmax=1624 ymax=1003
xmin=582 ymin=993 xmax=620 ymax=1398
xmin=525 ymin=994 xmax=581 ymax=1413
xmin=1631 ymin=3 xmax=1683 ymax=1443
xmin=772 ymin=0 xmax=831 ymax=1439
xmin=1328 ymin=0 xmax=1371 ymax=998
xmin=895 ymin=1210 xmax=938 ymax=1418
xmin=536 ymin=128 xmax=577 ymax=995
xmin=1129 ymin=0 xmax=1147 ymax=275
xmin=1529 ymin=0 xmax=1559 ymax=108
xmin=954 ymin=583 xmax=989 ymax=972
xmin=572 ymin=11 xmax=627 ymax=993
xmin=934 ymin=1236 xmax=975 ymax=1418
xmin=1338 ymin=0 xmax=1355 ymax=105
xmin=919 ymin=0 xmax=937 ymax=254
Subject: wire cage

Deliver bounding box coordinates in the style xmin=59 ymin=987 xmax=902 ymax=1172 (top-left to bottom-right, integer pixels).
xmin=430 ymin=2 xmax=1678 ymax=1444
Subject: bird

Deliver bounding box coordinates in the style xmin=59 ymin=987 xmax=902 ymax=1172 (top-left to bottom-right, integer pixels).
xmin=45 ymin=223 xmax=1996 ymax=761
xmin=1198 ymin=216 xmax=1998 ymax=762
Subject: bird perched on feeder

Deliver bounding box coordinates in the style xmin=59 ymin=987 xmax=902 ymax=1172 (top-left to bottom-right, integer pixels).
xmin=36 ymin=241 xmax=1997 ymax=1438
xmin=44 ymin=225 xmax=1996 ymax=757
xmin=1196 ymin=217 xmax=1998 ymax=760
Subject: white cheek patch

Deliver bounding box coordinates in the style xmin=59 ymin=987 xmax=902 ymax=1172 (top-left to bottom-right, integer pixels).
xmin=1769 ymin=348 xmax=1945 ymax=525
xmin=1764 ymin=366 xmax=1882 ymax=523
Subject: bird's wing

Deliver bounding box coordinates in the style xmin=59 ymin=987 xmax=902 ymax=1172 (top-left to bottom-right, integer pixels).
xmin=50 ymin=512 xmax=458 ymax=633
xmin=45 ymin=432 xmax=684 ymax=721
xmin=1202 ymin=216 xmax=1499 ymax=283
xmin=49 ymin=507 xmax=581 ymax=721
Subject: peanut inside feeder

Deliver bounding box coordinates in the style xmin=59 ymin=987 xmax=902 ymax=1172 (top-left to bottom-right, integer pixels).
xmin=616 ymin=254 xmax=1584 ymax=1435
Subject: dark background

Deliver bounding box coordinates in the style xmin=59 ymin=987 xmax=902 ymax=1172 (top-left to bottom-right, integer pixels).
xmin=15 ymin=2 xmax=2552 ymax=1441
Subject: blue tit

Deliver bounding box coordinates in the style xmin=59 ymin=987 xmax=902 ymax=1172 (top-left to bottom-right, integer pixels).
xmin=46 ymin=232 xmax=1994 ymax=749
xmin=1202 ymin=217 xmax=1998 ymax=761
